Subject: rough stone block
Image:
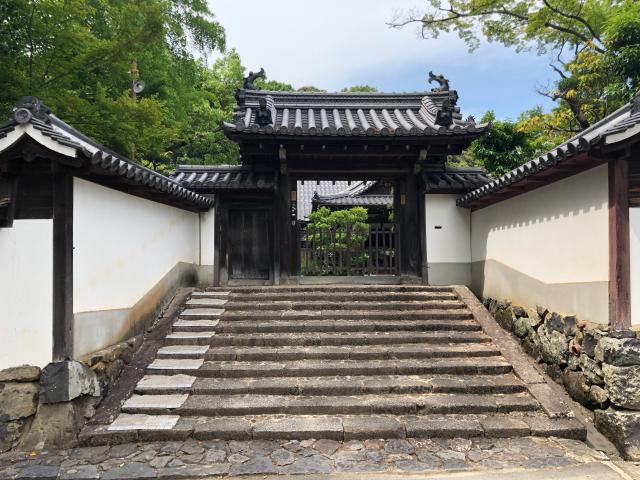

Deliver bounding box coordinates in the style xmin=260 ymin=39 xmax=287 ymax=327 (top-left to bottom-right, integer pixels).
xmin=537 ymin=326 xmax=569 ymax=366
xmin=494 ymin=308 xmax=515 ymax=333
xmin=0 ymin=365 xmax=41 ymax=382
xmin=595 ymin=408 xmax=640 ymax=461
xmin=596 ymin=337 xmax=640 ymax=366
xmin=0 ymin=382 xmax=39 ymax=420
xmin=602 ymin=364 xmax=640 ymax=410
xmin=561 ymin=369 xmax=590 ymax=406
xmin=40 ymin=361 xmax=101 ymax=404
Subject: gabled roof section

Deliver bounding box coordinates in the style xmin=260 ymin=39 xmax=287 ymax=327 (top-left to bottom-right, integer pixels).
xmin=172 ymin=165 xmax=277 ymax=191
xmin=0 ymin=97 xmax=213 ymax=211
xmin=458 ymin=91 xmax=640 ymax=209
xmin=422 ymin=167 xmax=493 ymax=193
xmin=224 ymin=71 xmax=486 ymax=139
xmin=312 ymin=181 xmax=392 ymax=209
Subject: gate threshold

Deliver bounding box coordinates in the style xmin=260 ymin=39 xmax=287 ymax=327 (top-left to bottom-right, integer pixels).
xmin=292 ymin=275 xmax=422 ymax=285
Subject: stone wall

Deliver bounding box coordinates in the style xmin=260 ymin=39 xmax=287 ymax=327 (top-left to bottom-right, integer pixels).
xmin=484 ymin=299 xmax=640 ymax=460
xmin=0 ymin=335 xmax=141 ymax=452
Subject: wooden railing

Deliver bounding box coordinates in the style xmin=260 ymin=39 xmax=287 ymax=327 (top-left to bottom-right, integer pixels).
xmin=299 ymin=223 xmax=398 ymax=276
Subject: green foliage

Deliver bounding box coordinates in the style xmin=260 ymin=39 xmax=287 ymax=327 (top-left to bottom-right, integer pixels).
xmin=452 ymin=109 xmax=562 ymax=176
xmin=304 ymin=207 xmax=370 ymax=276
xmin=394 ymin=1 xmax=640 ymax=135
xmin=255 ymin=78 xmax=295 ymax=91
xmin=297 ymin=86 xmax=326 ymax=92
xmin=341 ymin=85 xmax=378 ymax=92
xmin=0 ymin=0 xmax=234 ymax=169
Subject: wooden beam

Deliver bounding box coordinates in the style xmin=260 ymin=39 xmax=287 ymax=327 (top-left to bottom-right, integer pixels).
xmin=608 ymin=158 xmax=631 ymax=330
xmin=52 ymin=171 xmax=74 ymax=360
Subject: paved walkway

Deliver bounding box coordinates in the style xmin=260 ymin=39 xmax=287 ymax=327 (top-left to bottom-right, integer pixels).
xmin=1 ymin=436 xmax=638 ymax=479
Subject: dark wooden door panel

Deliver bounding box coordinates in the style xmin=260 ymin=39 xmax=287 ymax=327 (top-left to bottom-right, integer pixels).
xmin=229 ymin=209 xmax=271 ymax=280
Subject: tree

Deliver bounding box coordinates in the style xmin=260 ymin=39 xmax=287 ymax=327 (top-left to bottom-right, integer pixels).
xmin=304 ymin=207 xmax=370 ymax=276
xmin=391 ymin=1 xmax=640 ymax=133
xmin=451 ymin=111 xmax=540 ymax=176
xmin=297 ymin=86 xmax=326 ymax=92
xmin=341 ymin=85 xmax=378 ymax=92
xmin=0 ymin=0 xmax=227 ymax=170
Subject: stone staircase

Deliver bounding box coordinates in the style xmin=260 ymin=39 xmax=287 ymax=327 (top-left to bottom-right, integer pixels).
xmin=84 ymin=285 xmax=586 ymax=445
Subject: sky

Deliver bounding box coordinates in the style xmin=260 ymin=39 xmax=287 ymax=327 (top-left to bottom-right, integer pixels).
xmin=208 ymin=0 xmax=557 ymax=121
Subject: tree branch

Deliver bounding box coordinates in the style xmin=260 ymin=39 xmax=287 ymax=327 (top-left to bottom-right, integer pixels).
xmin=542 ymin=0 xmax=603 ymax=45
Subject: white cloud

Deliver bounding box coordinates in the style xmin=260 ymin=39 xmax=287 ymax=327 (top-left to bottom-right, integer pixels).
xmin=208 ymin=0 xmax=473 ymax=89
xmin=207 ymin=0 xmax=557 ymax=118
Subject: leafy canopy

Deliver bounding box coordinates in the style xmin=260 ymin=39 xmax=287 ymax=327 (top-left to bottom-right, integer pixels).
xmin=393 ymin=1 xmax=640 ymax=134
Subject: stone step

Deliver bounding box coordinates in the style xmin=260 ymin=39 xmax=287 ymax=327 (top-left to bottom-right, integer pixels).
xmin=194 ymin=291 xmax=459 ymax=302
xmin=185 ymin=298 xmax=228 ymax=308
xmin=205 ymin=285 xmax=454 ymax=294
xmin=122 ymin=392 xmax=539 ymax=416
xmin=220 ymin=309 xmax=473 ymax=321
xmin=172 ymin=320 xmax=220 ymax=332
xmin=164 ymin=332 xmax=216 ymax=346
xmin=202 ymin=331 xmax=490 ymax=347
xmin=216 ymin=300 xmax=466 ymax=311
xmin=196 ymin=343 xmax=501 ymax=361
xmin=214 ymin=319 xmax=480 ymax=334
xmin=179 ymin=308 xmax=225 ymax=320
xmin=146 ymin=357 xmax=512 ymax=377
xmin=83 ymin=413 xmax=586 ymax=445
xmin=134 ymin=373 xmax=526 ymax=396
xmin=157 ymin=345 xmax=210 ymax=358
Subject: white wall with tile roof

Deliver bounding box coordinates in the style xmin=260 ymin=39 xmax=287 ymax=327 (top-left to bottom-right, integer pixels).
xmin=470 ymin=165 xmax=609 ymax=324
xmin=0 ymin=219 xmax=53 ymax=369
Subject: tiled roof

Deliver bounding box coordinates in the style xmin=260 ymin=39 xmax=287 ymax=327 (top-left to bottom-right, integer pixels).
xmin=0 ymin=97 xmax=213 ymax=210
xmin=315 ymin=194 xmax=392 ymax=208
xmin=172 ymin=165 xmax=277 ymax=191
xmin=312 ymin=181 xmax=391 ymax=210
xmin=297 ymin=180 xmax=353 ymax=220
xmin=422 ymin=168 xmax=493 ymax=192
xmin=224 ymin=87 xmax=486 ymax=138
xmin=458 ymin=92 xmax=640 ymax=208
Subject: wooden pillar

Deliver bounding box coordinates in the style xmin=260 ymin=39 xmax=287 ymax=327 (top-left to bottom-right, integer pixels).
xmin=418 ymin=184 xmax=428 ymax=285
xmin=405 ymin=173 xmax=421 ymax=277
xmin=52 ymin=171 xmax=74 ymax=360
xmin=277 ymin=172 xmax=292 ymax=283
xmin=609 ymin=158 xmax=631 ymax=330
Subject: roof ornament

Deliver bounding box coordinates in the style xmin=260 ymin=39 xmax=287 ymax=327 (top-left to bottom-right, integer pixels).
xmin=12 ymin=96 xmax=51 ymax=124
xmin=255 ymin=95 xmax=276 ymax=127
xmin=243 ymin=68 xmax=266 ymax=91
xmin=428 ymin=71 xmax=450 ymax=92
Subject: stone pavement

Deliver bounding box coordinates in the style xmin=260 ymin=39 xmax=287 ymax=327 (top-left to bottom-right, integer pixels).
xmin=1 ymin=436 xmax=637 ymax=480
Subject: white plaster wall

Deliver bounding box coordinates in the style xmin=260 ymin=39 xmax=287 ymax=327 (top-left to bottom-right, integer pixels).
xmin=471 ymin=165 xmax=609 ymax=322
xmin=0 ymin=220 xmax=53 ymax=369
xmin=73 ymin=178 xmax=200 ymax=313
xmin=199 ymin=205 xmax=216 ymax=266
xmin=631 ymin=208 xmax=640 ymax=325
xmin=425 ymin=194 xmax=471 ymax=263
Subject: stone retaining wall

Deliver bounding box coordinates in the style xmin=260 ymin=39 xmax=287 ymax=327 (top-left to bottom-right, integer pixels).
xmin=0 ymin=335 xmax=141 ymax=452
xmin=484 ymin=298 xmax=640 ymax=460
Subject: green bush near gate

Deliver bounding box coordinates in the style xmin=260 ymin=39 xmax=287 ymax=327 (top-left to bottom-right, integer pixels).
xmin=304 ymin=207 xmax=369 ymax=276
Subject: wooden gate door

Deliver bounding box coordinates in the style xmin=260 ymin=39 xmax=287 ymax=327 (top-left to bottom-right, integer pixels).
xmin=228 ymin=208 xmax=272 ymax=281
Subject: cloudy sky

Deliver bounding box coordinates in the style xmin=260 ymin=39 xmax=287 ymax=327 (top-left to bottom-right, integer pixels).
xmin=208 ymin=0 xmax=557 ymax=120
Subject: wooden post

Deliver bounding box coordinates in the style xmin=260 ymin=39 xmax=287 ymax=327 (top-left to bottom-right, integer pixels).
xmin=609 ymin=158 xmax=631 ymax=330
xmin=52 ymin=172 xmax=74 ymax=360
xmin=277 ymin=172 xmax=292 ymax=283
xmin=418 ymin=185 xmax=428 ymax=285
xmin=403 ymin=172 xmax=421 ymax=277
